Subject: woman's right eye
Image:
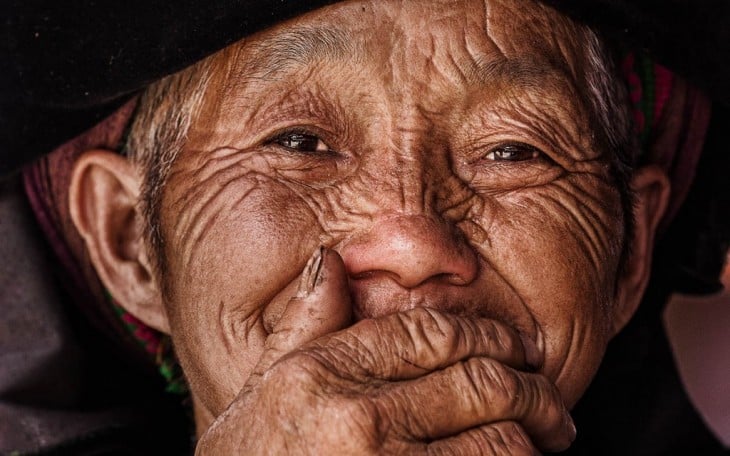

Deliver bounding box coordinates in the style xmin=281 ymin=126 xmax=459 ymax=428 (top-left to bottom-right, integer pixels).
xmin=273 ymin=132 xmax=331 ymax=154
xmin=483 ymin=143 xmax=542 ymax=162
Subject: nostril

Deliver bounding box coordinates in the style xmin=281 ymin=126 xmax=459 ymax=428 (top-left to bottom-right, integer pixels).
xmin=351 ymin=270 xmax=382 ymax=281
xmin=348 ymin=261 xmax=477 ymax=290
xmin=438 ymin=272 xmax=472 ymax=286
xmin=351 ymin=269 xmax=411 ymax=285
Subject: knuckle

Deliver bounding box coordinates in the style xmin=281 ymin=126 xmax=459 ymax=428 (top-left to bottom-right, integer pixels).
xmin=404 ymin=306 xmax=441 ymax=322
xmin=464 ymin=358 xmax=521 ymax=413
xmin=325 ymin=332 xmax=383 ymax=380
xmin=326 ymin=333 xmax=364 ymax=364
xmin=529 ymin=372 xmax=564 ymax=415
xmin=336 ymin=396 xmax=378 ymax=429
xmin=268 ymin=349 xmax=328 ymax=386
xmin=493 ymin=422 xmax=537 ymax=456
xmin=342 ymin=395 xmax=379 ymax=421
xmin=537 ymin=384 xmax=571 ymax=439
xmin=333 ymin=397 xmax=392 ymax=453
xmin=425 ymin=444 xmax=465 ymax=456
xmin=398 ymin=307 xmax=462 ymax=358
xmin=403 ymin=307 xmax=456 ymax=341
xmin=266 ymin=359 xmax=392 ymax=454
xmin=425 ymin=424 xmax=537 ymax=456
xmin=455 ymin=424 xmax=535 ymax=456
xmin=486 ymin=320 xmax=518 ymax=353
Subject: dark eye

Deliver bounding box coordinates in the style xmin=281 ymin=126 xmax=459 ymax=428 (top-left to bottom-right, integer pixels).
xmin=273 ymin=131 xmax=331 ymax=154
xmin=485 ymin=143 xmax=541 ymax=162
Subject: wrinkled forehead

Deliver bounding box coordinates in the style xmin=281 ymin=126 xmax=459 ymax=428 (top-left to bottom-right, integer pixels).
xmin=219 ymin=0 xmax=594 ymax=88
xmin=185 ymin=0 xmax=608 ymax=155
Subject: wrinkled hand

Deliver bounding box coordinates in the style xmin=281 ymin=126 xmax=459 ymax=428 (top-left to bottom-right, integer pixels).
xmin=195 ymin=248 xmax=576 ymax=455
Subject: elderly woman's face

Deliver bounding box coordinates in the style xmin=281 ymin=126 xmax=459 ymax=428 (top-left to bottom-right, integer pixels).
xmin=160 ymin=0 xmax=627 ymax=417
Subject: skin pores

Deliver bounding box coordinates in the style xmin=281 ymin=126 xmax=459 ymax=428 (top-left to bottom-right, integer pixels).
xmin=158 ymin=0 xmax=626 ymax=424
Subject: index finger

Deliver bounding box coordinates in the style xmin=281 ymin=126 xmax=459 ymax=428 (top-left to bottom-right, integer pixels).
xmin=308 ymin=306 xmax=542 ymax=382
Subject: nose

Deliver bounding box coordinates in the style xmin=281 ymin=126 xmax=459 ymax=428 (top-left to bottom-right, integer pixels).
xmin=341 ymin=215 xmax=478 ymax=289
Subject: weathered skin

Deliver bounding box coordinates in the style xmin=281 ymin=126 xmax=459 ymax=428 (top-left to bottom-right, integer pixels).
xmin=69 ymin=0 xmax=670 ymax=453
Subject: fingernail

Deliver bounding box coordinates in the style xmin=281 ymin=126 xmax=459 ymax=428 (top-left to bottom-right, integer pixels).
xmin=296 ymin=246 xmax=324 ymax=298
xmin=519 ymin=333 xmax=542 ymax=371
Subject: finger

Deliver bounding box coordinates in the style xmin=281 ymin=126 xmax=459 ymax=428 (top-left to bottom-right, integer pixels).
xmin=423 ymin=421 xmax=539 ymax=456
xmin=311 ymin=307 xmax=542 ymax=382
xmin=254 ymin=247 xmax=352 ymax=376
xmin=377 ymin=357 xmax=575 ymax=452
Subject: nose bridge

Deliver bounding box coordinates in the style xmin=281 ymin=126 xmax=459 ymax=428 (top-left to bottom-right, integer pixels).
xmin=367 ymin=110 xmax=457 ymax=216
xmin=336 ymin=102 xmax=481 ymax=315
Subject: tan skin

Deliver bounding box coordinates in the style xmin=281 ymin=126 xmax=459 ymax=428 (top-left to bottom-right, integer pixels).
xmin=69 ymin=0 xmax=671 ymax=453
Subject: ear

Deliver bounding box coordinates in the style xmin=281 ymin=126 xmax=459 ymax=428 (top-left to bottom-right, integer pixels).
xmin=69 ymin=150 xmax=170 ymax=334
xmin=612 ymin=165 xmax=671 ymax=335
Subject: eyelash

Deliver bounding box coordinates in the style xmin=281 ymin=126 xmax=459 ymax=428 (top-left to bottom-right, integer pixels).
xmin=267 ymin=129 xmax=547 ymax=169
xmin=267 ymin=128 xmax=335 ymax=155
xmin=483 ymin=142 xmax=544 ymax=162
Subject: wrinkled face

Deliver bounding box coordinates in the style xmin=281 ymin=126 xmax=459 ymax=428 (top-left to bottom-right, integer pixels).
xmin=160 ymin=0 xmax=626 ymax=417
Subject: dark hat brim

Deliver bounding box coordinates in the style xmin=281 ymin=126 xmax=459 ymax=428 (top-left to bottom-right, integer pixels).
xmin=2 ymin=0 xmax=337 ymax=176
xmin=2 ymin=0 xmax=729 ymax=177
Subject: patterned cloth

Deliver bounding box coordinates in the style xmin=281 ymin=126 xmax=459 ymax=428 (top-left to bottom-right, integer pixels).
xmin=22 ymin=98 xmax=186 ymax=393
xmin=621 ymin=52 xmax=712 ymax=234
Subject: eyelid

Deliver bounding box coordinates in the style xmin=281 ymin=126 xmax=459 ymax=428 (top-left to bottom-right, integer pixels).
xmin=456 ymin=138 xmax=567 ymax=190
xmin=478 ymin=141 xmax=552 ymax=164
xmin=266 ymin=126 xmax=323 ymax=144
xmin=461 ymin=126 xmax=575 ymax=167
xmin=484 ymin=142 xmax=542 ymax=160
xmin=264 ymin=125 xmax=344 ymax=158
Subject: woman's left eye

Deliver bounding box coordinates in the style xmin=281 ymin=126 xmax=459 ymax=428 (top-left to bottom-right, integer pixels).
xmin=484 ymin=143 xmax=541 ymax=162
xmin=273 ymin=132 xmax=331 ymax=154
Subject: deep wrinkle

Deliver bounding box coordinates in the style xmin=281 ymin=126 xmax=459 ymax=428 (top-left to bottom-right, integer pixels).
xmin=145 ymin=0 xmax=644 ymax=431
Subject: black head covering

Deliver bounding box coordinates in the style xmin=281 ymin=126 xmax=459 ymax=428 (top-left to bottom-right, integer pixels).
xmin=1 ymin=0 xmax=337 ymax=176
xmin=2 ymin=0 xmax=729 ymax=293
xmin=1 ymin=3 xmax=729 ymax=453
xmin=2 ymin=0 xmax=730 ymax=178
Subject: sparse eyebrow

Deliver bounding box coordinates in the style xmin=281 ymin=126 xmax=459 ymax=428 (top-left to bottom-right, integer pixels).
xmin=468 ymin=57 xmax=565 ymax=90
xmin=239 ymin=24 xmax=565 ymax=92
xmin=240 ymin=26 xmax=358 ymax=80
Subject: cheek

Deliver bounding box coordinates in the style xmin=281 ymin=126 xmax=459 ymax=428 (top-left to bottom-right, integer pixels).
xmin=476 ymin=177 xmax=623 ymax=403
xmin=160 ymin=172 xmax=323 ymax=414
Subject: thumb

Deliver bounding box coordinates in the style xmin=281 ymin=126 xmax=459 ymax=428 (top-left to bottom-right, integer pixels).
xmin=254 ymin=247 xmax=352 ymax=376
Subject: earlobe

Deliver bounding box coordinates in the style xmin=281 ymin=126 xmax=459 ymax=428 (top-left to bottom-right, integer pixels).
xmin=612 ymin=165 xmax=671 ymax=335
xmin=69 ymin=149 xmax=170 ymax=334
